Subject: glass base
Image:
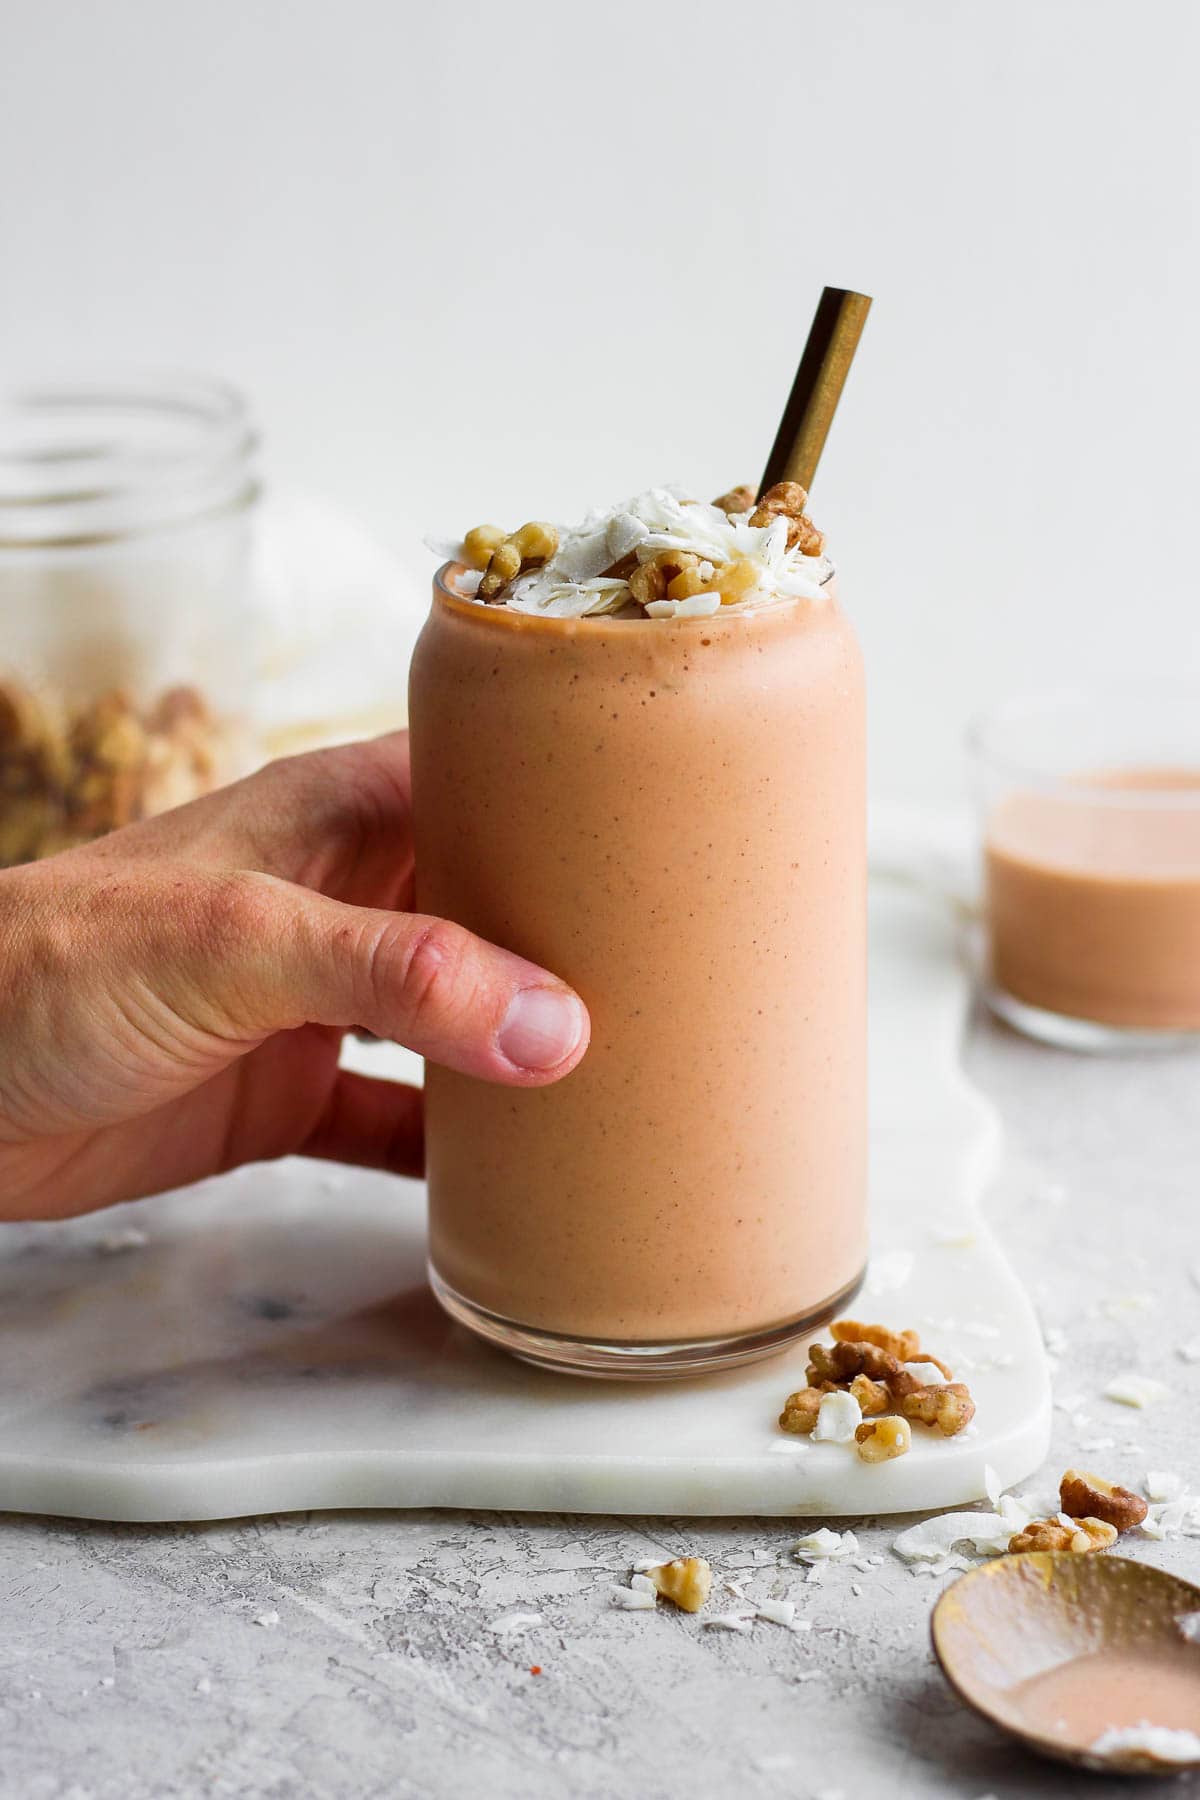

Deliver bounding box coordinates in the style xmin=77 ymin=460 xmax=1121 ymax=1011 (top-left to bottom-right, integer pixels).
xmin=984 ymin=983 xmax=1200 ymax=1054
xmin=427 ymin=1263 xmax=866 ymax=1381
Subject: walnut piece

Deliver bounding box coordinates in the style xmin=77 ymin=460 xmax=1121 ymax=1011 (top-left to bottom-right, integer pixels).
xmin=629 ymin=550 xmax=701 ymax=608
xmin=0 ymin=674 xmax=229 ymax=866
xmin=462 ymin=523 xmax=506 ymax=571
xmin=849 ymin=1373 xmax=891 ymax=1416
xmin=751 ymin=480 xmax=809 ymax=519
xmin=749 ymin=480 xmax=826 ymax=558
xmin=1059 ymin=1468 xmax=1149 ymax=1532
xmin=1009 ymin=1516 xmax=1118 ymax=1555
xmin=807 ymin=1340 xmax=900 ymax=1387
xmin=832 ymin=1319 xmax=922 ymax=1364
xmin=778 ymin=1388 xmax=823 ymax=1435
xmin=854 ymin=1416 xmax=912 ymax=1462
xmin=478 ymin=540 xmax=523 ymax=600
xmin=645 ymin=1558 xmax=712 ymax=1613
xmin=477 ymin=521 xmax=559 ymax=600
xmin=898 ymin=1382 xmax=976 ymax=1437
xmin=711 ymin=484 xmax=756 ymax=516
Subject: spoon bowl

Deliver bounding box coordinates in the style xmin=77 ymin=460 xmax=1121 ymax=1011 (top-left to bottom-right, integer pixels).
xmin=932 ymin=1553 xmax=1200 ymax=1776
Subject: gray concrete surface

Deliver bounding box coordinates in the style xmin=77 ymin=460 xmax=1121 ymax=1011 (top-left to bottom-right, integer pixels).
xmin=2 ymin=1007 xmax=1199 ymax=1800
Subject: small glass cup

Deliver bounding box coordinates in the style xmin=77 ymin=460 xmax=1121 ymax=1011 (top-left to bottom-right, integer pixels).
xmin=969 ymin=686 xmax=1200 ymax=1050
xmin=0 ymin=375 xmax=260 ymax=866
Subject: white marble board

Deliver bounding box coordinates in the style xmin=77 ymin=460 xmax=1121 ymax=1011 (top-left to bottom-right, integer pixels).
xmin=0 ymin=881 xmax=1051 ymax=1522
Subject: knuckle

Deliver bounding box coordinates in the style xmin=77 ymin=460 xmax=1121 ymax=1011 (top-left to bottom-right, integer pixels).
xmin=201 ymin=869 xmax=281 ymax=956
xmin=386 ymin=918 xmax=472 ymax=1033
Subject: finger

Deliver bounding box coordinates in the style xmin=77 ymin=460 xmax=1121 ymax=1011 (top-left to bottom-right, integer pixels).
xmin=176 ymin=871 xmax=591 ymax=1086
xmin=299 ymin=1071 xmax=424 ymax=1177
xmin=88 ymin=733 xmax=416 ymax=911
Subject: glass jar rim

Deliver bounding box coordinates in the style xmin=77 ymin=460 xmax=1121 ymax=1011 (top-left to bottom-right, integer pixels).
xmin=0 ymin=372 xmax=260 ymax=550
xmin=968 ymin=682 xmax=1200 ymax=808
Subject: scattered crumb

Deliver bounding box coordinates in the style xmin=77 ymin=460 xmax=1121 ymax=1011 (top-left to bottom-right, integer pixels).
xmin=1098 ymin=1293 xmax=1155 ymax=1320
xmin=195 ymin=1677 xmax=212 ymax=1695
xmin=1104 ymin=1374 xmax=1169 ymax=1409
xmin=865 ymin=1251 xmax=914 ymax=1295
xmin=929 ymin=1222 xmax=975 ymax=1248
xmin=756 ymin=1597 xmax=796 ymax=1627
xmin=97 ymin=1227 xmax=149 ymax=1254
xmin=793 ymin=1529 xmax=858 ymax=1564
xmin=252 ymin=1610 xmax=280 ymax=1630
xmin=609 ymin=1585 xmax=656 ymax=1611
xmin=641 ymin=1557 xmax=712 ymax=1613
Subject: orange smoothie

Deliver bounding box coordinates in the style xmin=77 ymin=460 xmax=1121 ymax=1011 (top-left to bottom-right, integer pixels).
xmin=986 ymin=771 xmax=1200 ymax=1031
xmin=410 ymin=485 xmax=866 ymax=1372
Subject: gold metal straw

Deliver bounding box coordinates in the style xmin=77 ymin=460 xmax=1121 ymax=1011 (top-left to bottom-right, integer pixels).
xmin=757 ymin=286 xmax=872 ymax=498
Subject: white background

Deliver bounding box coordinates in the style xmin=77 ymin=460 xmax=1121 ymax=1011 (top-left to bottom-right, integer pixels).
xmin=3 ymin=0 xmax=1198 ymax=803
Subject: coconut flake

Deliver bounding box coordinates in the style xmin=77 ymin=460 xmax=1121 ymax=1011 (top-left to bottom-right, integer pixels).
xmin=892 ymin=1498 xmax=1031 ymax=1565
xmin=489 ymin=1611 xmax=543 ymax=1633
xmin=1104 ymin=1374 xmax=1169 ymax=1409
xmin=1140 ymin=1492 xmax=1200 ymax=1541
xmin=97 ymin=1226 xmax=149 ymax=1254
xmin=904 ymin=1361 xmax=951 ymax=1387
xmin=983 ymin=1464 xmax=1002 ymax=1507
xmin=643 ymin=591 xmax=723 ymax=620
xmin=1146 ymin=1470 xmax=1185 ymax=1502
xmin=1177 ymin=1611 xmax=1200 ymax=1644
xmin=252 ymin=1610 xmax=281 ymax=1630
xmin=703 ymin=1612 xmax=755 ymax=1632
xmin=423 ymin=534 xmax=466 ymax=563
xmin=793 ymin=1529 xmax=858 ymax=1564
xmin=813 ymin=1390 xmax=862 ymax=1445
xmin=865 ymin=1251 xmax=915 ymax=1295
xmin=1090 ymin=1723 xmax=1200 ymax=1763
xmin=755 ymin=1598 xmax=796 ymax=1627
xmin=1177 ymin=1339 xmax=1200 ymax=1363
xmin=609 ymin=1586 xmax=656 ymax=1611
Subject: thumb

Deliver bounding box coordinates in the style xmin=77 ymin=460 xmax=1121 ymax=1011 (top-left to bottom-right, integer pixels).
xmin=182 ymin=872 xmax=590 ymax=1084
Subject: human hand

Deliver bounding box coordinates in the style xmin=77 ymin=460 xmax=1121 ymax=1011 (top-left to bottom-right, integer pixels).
xmin=0 ymin=733 xmax=589 ymax=1220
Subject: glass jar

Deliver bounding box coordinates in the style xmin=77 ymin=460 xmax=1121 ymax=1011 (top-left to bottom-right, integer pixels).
xmin=970 ymin=686 xmax=1200 ymax=1048
xmin=410 ymin=565 xmax=867 ymax=1378
xmin=0 ymin=375 xmax=260 ymax=865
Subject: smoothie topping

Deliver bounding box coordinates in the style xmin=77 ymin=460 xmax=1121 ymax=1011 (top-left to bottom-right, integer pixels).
xmin=779 ymin=1318 xmax=977 ymax=1453
xmin=432 ymin=483 xmax=832 ymax=619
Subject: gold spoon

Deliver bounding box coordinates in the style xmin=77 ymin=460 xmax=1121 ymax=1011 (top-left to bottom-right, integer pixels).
xmin=932 ymin=1553 xmax=1200 ymax=1776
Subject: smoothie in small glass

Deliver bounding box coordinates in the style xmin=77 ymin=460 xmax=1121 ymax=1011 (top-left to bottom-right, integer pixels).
xmin=410 ymin=484 xmax=866 ymax=1375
